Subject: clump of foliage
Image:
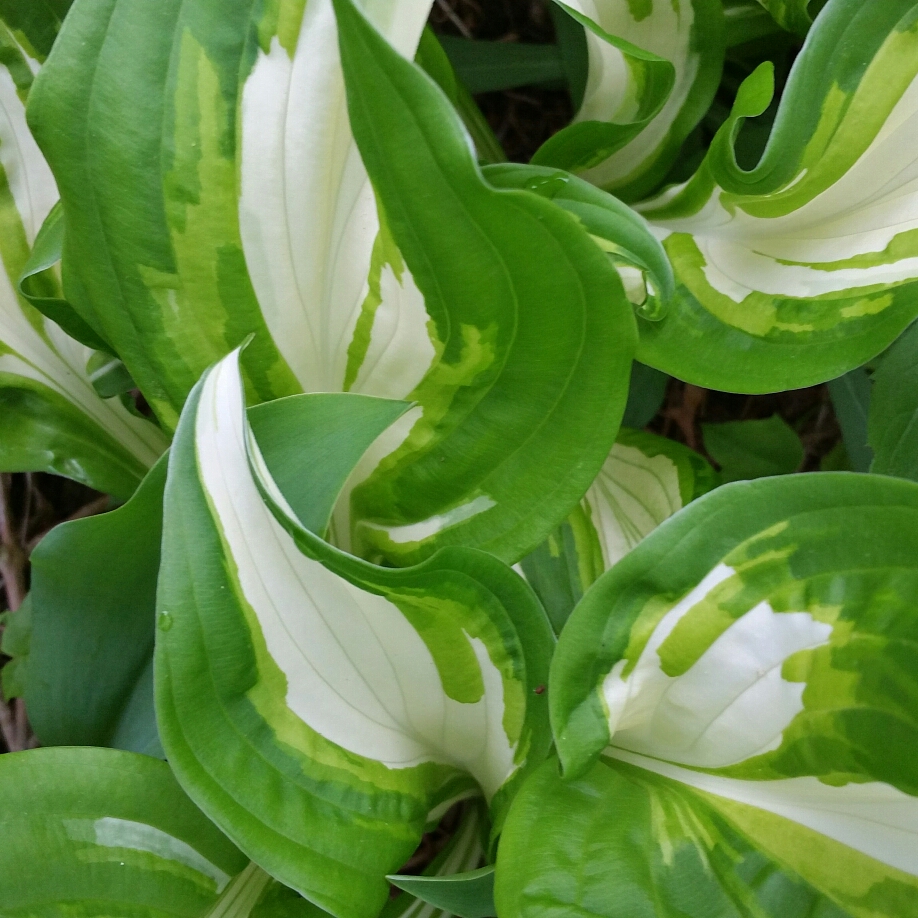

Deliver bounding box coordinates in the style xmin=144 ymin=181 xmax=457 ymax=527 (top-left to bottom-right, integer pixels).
xmin=1 ymin=0 xmax=917 ymax=916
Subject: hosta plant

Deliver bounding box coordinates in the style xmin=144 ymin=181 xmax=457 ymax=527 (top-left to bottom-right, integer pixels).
xmin=0 ymin=0 xmax=917 ymax=916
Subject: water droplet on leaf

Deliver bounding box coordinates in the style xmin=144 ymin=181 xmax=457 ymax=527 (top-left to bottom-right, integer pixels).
xmin=523 ymin=172 xmax=570 ymax=200
xmin=157 ymin=610 xmax=173 ymax=632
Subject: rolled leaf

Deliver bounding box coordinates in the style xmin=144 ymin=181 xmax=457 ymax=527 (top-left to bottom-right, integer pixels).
xmin=0 ymin=746 xmax=249 ymax=916
xmin=637 ymin=0 xmax=918 ymax=392
xmin=155 ymin=351 xmax=554 ymax=918
xmin=547 ymin=473 xmax=918 ymax=916
xmin=26 ymin=388 xmax=410 ymax=756
xmin=0 ymin=11 xmax=167 ymax=497
xmin=533 ymin=0 xmax=725 ymax=203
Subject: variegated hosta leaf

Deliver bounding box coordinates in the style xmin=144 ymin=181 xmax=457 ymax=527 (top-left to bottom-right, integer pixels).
xmin=333 ymin=0 xmax=635 ymax=565
xmin=547 ymin=473 xmax=918 ymax=916
xmin=532 ymin=0 xmax=725 ymax=203
xmin=31 ymin=0 xmax=635 ymax=568
xmin=637 ymin=0 xmax=918 ymax=393
xmin=0 ymin=746 xmax=250 ymax=917
xmin=155 ymin=351 xmax=554 ymax=918
xmin=495 ymin=756 xmax=854 ymax=918
xmin=520 ymin=429 xmax=715 ymax=634
xmin=0 ymin=13 xmax=166 ymax=498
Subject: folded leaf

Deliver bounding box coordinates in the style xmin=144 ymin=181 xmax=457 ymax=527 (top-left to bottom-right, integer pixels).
xmin=637 ymin=0 xmax=918 ymax=392
xmin=549 ymin=473 xmax=918 ymax=916
xmin=521 ymin=429 xmax=714 ymax=634
xmin=26 ymin=388 xmax=409 ymax=758
xmin=155 ymin=351 xmax=554 ymax=918
xmin=0 ymin=11 xmax=167 ymax=497
xmin=868 ymin=320 xmax=918 ymax=482
xmin=0 ymin=746 xmax=249 ymax=917
xmin=533 ymin=0 xmax=725 ymax=203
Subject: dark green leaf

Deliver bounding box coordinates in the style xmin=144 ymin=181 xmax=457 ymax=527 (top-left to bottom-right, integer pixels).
xmin=438 ymin=35 xmax=565 ymax=94
xmin=869 ymin=320 xmax=918 ymax=482
xmin=27 ymin=456 xmax=166 ymax=754
xmin=0 ymin=595 xmax=31 ymax=701
xmin=828 ymin=369 xmax=874 ymax=473
xmin=702 ymin=414 xmax=802 ymax=481
xmin=622 ymin=362 xmax=668 ymax=429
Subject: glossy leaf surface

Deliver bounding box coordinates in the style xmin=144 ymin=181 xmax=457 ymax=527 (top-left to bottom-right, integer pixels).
xmin=155 ymin=351 xmax=554 ymax=918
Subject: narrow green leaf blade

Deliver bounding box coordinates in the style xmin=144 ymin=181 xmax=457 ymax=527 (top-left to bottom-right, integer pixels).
xmin=869 ymin=320 xmax=918 ymax=481
xmin=388 ymin=867 xmax=495 ymax=918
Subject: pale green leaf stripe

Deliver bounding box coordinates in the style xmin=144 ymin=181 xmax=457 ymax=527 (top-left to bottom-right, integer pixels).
xmin=0 ymin=13 xmax=166 ymax=496
xmin=636 ymin=0 xmax=918 ymax=392
xmin=0 ymin=746 xmax=249 ymax=917
xmin=495 ymin=755 xmax=865 ymax=918
xmin=535 ymin=0 xmax=724 ymax=202
xmin=28 ymin=0 xmax=303 ymax=428
xmin=155 ymin=350 xmax=553 ymax=918
xmin=550 ymin=473 xmax=918 ymax=915
xmin=330 ymin=0 xmax=636 ymax=565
